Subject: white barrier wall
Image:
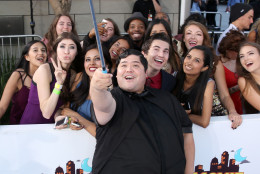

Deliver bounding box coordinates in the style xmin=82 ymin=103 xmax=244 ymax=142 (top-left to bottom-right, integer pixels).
xmin=0 ymin=114 xmax=259 ymax=174
xmin=193 ymin=114 xmax=259 ymax=174
xmin=0 ymin=124 xmax=96 ymax=174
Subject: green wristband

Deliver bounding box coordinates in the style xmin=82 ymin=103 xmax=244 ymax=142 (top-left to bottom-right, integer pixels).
xmin=53 ymin=88 xmax=61 ymax=95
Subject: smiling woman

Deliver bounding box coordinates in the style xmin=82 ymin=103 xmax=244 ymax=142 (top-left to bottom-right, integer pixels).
xmin=237 ymin=42 xmax=260 ymax=113
xmin=20 ymin=32 xmax=82 ymax=124
xmin=108 ymin=36 xmax=133 ymax=73
xmin=54 ymin=44 xmax=105 ymax=136
xmin=181 ymin=21 xmax=211 ymax=57
xmin=43 ymin=14 xmax=78 ymax=60
xmin=0 ymin=40 xmax=47 ymax=124
xmin=174 ymin=45 xmax=215 ymax=128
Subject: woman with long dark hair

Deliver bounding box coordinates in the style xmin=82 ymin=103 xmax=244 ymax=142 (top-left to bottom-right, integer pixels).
xmin=0 ymin=40 xmax=47 ymax=124
xmin=174 ymin=45 xmax=215 ymax=128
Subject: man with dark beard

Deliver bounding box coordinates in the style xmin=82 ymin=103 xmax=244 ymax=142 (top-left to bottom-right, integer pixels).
xmin=124 ymin=12 xmax=148 ymax=51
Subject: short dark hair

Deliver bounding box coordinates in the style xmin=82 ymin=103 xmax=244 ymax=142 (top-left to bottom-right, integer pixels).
xmin=116 ymin=49 xmax=148 ymax=71
xmin=142 ymin=32 xmax=170 ymax=55
xmin=112 ymin=49 xmax=148 ymax=87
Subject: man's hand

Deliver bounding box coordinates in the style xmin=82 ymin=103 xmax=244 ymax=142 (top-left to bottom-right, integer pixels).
xmin=91 ymin=68 xmax=113 ymax=91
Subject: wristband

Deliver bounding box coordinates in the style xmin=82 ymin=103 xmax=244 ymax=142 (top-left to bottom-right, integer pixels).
xmin=55 ymin=83 xmax=63 ymax=90
xmin=53 ymin=88 xmax=61 ymax=95
xmin=68 ymin=117 xmax=72 ymax=125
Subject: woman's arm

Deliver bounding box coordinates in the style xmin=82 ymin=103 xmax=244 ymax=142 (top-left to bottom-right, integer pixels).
xmin=247 ymin=30 xmax=256 ymax=43
xmin=152 ymin=0 xmax=162 ymax=13
xmin=238 ymin=77 xmax=260 ymax=111
xmin=214 ymin=61 xmax=242 ymax=128
xmin=61 ymin=108 xmax=96 ymax=137
xmin=34 ymin=64 xmax=62 ymax=119
xmin=189 ymin=80 xmax=214 ymax=128
xmin=0 ymin=71 xmax=21 ymax=118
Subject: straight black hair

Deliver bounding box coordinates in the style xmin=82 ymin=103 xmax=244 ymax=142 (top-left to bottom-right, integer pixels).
xmin=174 ymin=45 xmax=214 ymax=114
xmin=70 ymin=44 xmax=111 ymax=110
xmin=15 ymin=40 xmax=47 ymax=77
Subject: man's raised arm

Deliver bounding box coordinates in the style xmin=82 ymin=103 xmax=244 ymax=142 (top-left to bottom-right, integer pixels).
xmin=90 ymin=68 xmax=116 ymax=125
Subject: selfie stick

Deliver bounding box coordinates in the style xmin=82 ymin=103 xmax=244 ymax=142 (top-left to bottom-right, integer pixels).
xmin=89 ymin=0 xmax=107 ymax=73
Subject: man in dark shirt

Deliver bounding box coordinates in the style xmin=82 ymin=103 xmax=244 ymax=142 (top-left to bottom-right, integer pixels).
xmin=90 ymin=49 xmax=195 ymax=174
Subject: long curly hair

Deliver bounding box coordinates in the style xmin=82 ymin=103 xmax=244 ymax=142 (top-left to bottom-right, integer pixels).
xmin=174 ymin=45 xmax=214 ymax=114
xmin=218 ymin=29 xmax=246 ymax=58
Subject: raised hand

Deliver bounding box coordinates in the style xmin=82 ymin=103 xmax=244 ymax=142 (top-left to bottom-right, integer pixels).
xmin=91 ymin=68 xmax=113 ymax=91
xmin=51 ymin=58 xmax=67 ymax=85
xmin=89 ymin=22 xmax=107 ymax=38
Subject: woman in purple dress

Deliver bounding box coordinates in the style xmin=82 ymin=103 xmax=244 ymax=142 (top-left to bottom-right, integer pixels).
xmin=0 ymin=40 xmax=47 ymax=124
xmin=20 ymin=32 xmax=82 ymax=124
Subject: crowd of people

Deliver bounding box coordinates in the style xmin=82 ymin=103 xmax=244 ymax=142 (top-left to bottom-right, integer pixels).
xmin=0 ymin=1 xmax=260 ymax=173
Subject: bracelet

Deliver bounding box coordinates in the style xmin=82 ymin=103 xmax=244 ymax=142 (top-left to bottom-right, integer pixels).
xmin=68 ymin=117 xmax=72 ymax=125
xmin=55 ymin=83 xmax=63 ymax=90
xmin=53 ymin=88 xmax=61 ymax=95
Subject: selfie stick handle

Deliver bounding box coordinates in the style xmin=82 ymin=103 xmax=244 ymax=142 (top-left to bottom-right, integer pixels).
xmin=89 ymin=0 xmax=107 ymax=73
